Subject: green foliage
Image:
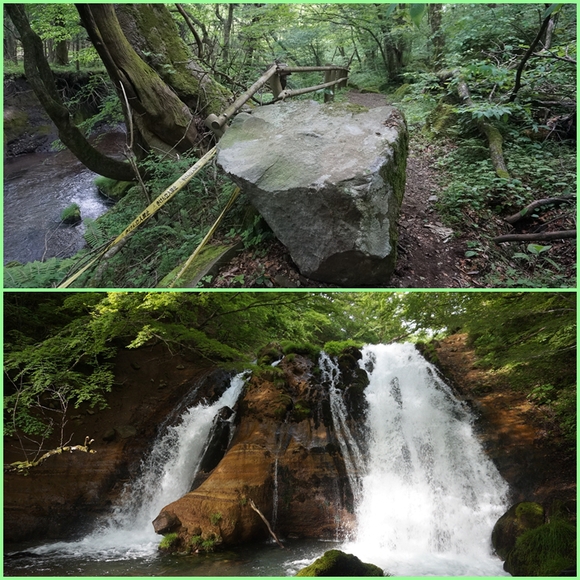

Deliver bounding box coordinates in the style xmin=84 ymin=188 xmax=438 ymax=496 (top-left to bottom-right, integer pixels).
xmin=280 ymin=340 xmax=320 ymax=360
xmin=209 ymin=512 xmax=222 ymax=526
xmin=4 ymin=256 xmax=84 ymax=289
xmin=4 ymin=294 xmax=116 ymax=458
xmin=291 ymin=400 xmax=312 ymax=422
xmin=323 ymin=340 xmax=364 ymax=357
xmin=159 ymin=532 xmax=179 ymax=551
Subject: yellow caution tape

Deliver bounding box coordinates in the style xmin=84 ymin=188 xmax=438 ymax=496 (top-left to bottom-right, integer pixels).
xmin=58 ymin=147 xmax=217 ymax=288
xmin=168 ymin=186 xmax=241 ymax=287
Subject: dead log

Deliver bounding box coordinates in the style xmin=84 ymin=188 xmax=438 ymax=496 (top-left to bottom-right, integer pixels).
xmin=249 ymin=499 xmax=284 ymax=548
xmin=505 ymin=195 xmax=575 ymax=224
xmin=493 ymin=230 xmax=576 ymax=244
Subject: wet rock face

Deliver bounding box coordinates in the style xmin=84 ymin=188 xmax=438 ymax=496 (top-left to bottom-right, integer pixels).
xmin=155 ymin=349 xmax=370 ymax=549
xmin=217 ymin=100 xmax=408 ymax=286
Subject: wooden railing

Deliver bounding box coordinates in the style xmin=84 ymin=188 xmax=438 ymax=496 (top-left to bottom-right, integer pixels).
xmin=205 ymin=63 xmax=349 ymax=137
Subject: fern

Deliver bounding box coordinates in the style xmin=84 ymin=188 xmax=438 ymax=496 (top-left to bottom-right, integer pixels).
xmin=83 ymin=218 xmax=108 ymax=249
xmin=4 ymin=258 xmax=70 ymax=288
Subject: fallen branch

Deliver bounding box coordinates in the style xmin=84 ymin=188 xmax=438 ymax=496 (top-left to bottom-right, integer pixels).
xmin=5 ymin=436 xmax=96 ymax=474
xmin=505 ymin=195 xmax=575 ymax=224
xmin=249 ymin=499 xmax=284 ymax=548
xmin=493 ymin=230 xmax=576 ymax=244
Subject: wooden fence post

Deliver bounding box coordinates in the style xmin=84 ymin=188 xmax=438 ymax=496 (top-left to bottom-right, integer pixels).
xmin=324 ymin=67 xmax=337 ymax=102
xmin=270 ymin=73 xmax=284 ymax=99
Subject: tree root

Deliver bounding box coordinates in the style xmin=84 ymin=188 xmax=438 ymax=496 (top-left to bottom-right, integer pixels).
xmin=493 ymin=230 xmax=576 ymax=244
xmin=504 ymin=196 xmax=575 ymax=224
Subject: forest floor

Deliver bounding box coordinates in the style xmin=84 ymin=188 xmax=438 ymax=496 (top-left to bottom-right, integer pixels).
xmin=435 ymin=333 xmax=576 ymax=505
xmin=209 ymin=91 xmax=479 ymax=289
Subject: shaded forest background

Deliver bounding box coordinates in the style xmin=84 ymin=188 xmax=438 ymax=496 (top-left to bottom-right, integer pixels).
xmin=3 ymin=3 xmax=576 ymax=288
xmin=4 ymin=291 xmax=576 ymax=466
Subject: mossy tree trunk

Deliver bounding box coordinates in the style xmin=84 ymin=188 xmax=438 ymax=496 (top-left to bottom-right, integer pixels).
xmin=115 ymin=4 xmax=231 ymax=117
xmin=77 ymin=4 xmax=202 ymax=156
xmin=457 ymin=76 xmax=510 ymax=179
xmin=6 ymin=4 xmax=135 ymax=181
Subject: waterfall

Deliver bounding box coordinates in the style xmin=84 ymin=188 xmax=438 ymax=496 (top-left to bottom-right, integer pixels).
xmin=320 ymin=352 xmax=366 ymax=506
xmin=29 ymin=372 xmax=247 ymax=561
xmin=339 ymin=343 xmax=510 ymax=576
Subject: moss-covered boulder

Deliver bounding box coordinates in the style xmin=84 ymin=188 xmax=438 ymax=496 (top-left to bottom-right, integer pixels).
xmin=296 ymin=550 xmax=384 ymax=576
xmin=217 ymin=99 xmax=408 ymax=287
xmin=492 ymin=502 xmax=545 ymax=560
xmin=60 ymin=203 xmax=82 ymax=225
xmin=94 ymin=176 xmax=134 ymax=201
xmin=504 ymin=517 xmax=576 ymax=576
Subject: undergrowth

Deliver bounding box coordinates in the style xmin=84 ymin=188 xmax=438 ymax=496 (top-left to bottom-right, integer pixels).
xmin=392 ymin=76 xmax=576 ymax=289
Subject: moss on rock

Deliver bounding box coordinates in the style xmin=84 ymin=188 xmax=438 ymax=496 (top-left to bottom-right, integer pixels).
xmin=296 ymin=549 xmax=385 ymax=576
xmin=94 ymin=176 xmax=133 ymax=201
xmin=492 ymin=502 xmax=545 ymax=560
xmin=158 ymin=531 xmax=180 ymax=552
xmin=60 ymin=203 xmax=82 ymax=225
xmin=504 ymin=517 xmax=576 ymax=576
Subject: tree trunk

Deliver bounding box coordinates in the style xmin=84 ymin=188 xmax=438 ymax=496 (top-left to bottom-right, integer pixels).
xmin=428 ymin=4 xmax=444 ymax=66
xmin=3 ymin=10 xmax=18 ymax=64
xmin=54 ymin=39 xmax=68 ymax=66
xmin=6 ymin=4 xmax=135 ymax=181
xmin=113 ymin=4 xmax=231 ymax=118
xmin=77 ymin=3 xmax=199 ymax=155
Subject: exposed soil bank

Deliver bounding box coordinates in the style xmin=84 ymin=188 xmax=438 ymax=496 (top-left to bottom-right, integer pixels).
xmin=433 ymin=334 xmax=575 ymax=505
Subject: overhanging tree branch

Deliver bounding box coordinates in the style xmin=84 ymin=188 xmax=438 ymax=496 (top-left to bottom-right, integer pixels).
xmin=6 ymin=4 xmax=135 ymax=181
xmin=509 ymin=10 xmax=554 ymax=102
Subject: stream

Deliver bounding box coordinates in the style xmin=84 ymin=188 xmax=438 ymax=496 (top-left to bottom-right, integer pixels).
xmin=3 ymin=133 xmax=124 ymax=265
xmin=4 ymin=344 xmax=510 ymax=577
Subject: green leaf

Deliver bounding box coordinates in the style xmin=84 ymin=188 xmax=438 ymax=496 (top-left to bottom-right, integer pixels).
xmin=543 ymin=4 xmax=563 ymax=19
xmin=465 ymin=250 xmax=478 ymax=258
xmin=409 ymin=4 xmax=427 ymax=27
xmin=527 ymin=244 xmax=552 ymax=255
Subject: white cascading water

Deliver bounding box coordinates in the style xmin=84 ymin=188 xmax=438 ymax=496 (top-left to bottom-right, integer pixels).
xmin=336 ymin=343 xmax=510 ymax=576
xmin=320 ymin=352 xmax=367 ymax=505
xmin=29 ymin=372 xmax=247 ymax=561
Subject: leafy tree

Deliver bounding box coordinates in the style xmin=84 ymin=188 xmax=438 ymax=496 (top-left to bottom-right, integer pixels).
xmin=6 ymin=4 xmax=231 ymax=179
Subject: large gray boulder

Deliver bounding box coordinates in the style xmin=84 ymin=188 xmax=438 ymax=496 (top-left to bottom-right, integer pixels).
xmin=217 ymin=100 xmax=408 ymax=286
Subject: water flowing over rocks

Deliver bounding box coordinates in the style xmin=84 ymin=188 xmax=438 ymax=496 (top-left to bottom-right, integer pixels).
xmin=4 ymin=339 xmax=575 ymax=577
xmin=154 ymin=348 xmax=368 ymax=550
xmin=217 ymin=100 xmax=408 ymax=286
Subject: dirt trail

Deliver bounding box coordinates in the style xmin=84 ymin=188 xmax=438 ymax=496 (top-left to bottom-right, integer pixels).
xmin=212 ymin=91 xmax=471 ymax=288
